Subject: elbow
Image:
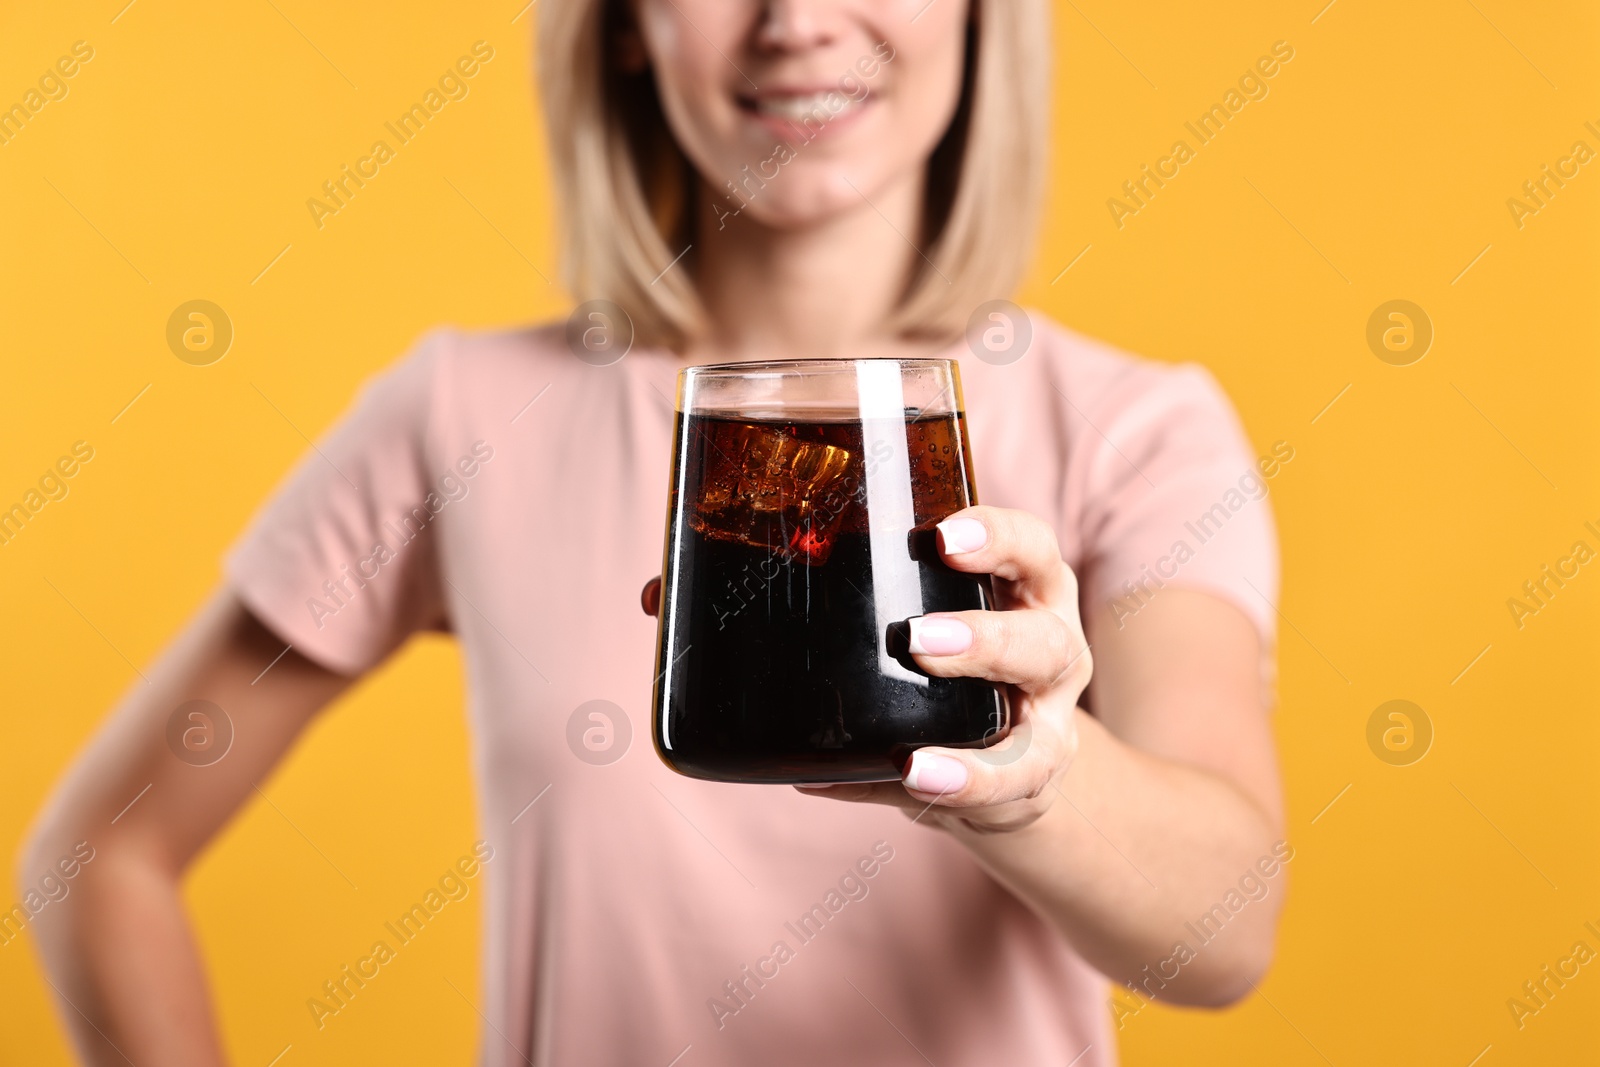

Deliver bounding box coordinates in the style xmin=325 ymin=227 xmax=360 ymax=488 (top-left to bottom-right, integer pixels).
xmin=1125 ymin=907 xmax=1283 ymax=1010
xmin=1166 ymin=922 xmax=1281 ymax=1008
xmin=15 ymin=817 xmax=54 ymax=898
xmin=18 ymin=776 xmax=77 ymax=889
xmin=1165 ymin=862 xmax=1291 ymax=1008
xmin=1185 ymin=939 xmax=1277 ymax=1007
xmin=11 ymin=823 xmax=54 ymax=946
xmin=13 ymin=820 xmax=107 ymax=961
xmin=16 ymin=811 xmax=101 ymax=909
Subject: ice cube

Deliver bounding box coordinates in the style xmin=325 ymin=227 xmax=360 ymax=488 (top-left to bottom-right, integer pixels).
xmin=691 ymin=422 xmax=854 ymax=565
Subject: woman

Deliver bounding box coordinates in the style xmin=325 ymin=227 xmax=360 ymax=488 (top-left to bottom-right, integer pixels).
xmin=22 ymin=2 xmax=1286 ymax=1063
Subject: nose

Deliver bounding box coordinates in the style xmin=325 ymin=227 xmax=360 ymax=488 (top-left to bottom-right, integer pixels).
xmin=754 ymin=0 xmax=839 ymax=52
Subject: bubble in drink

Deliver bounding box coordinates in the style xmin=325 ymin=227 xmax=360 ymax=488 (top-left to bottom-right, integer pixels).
xmin=688 ymin=421 xmax=854 ymax=565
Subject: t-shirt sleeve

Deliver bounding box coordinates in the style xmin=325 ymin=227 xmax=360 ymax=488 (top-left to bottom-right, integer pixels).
xmin=224 ymin=332 xmax=453 ymax=676
xmin=1078 ymin=364 xmax=1281 ymax=647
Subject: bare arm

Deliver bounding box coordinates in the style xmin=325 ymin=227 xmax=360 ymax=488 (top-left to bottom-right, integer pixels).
xmin=952 ymin=588 xmax=1284 ymax=1005
xmin=18 ymin=588 xmax=352 ymax=1065
xmin=756 ymin=506 xmax=1285 ymax=1005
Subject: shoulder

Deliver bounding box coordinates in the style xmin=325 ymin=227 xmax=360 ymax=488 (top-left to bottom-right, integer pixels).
xmin=420 ymin=320 xmax=678 ymax=390
xmin=365 ymin=322 xmax=587 ymax=386
xmin=370 ymin=322 xmax=683 ymax=458
xmin=1024 ymin=312 xmax=1241 ymax=432
xmin=967 ymin=311 xmax=1255 ymax=476
xmin=1007 ymin=316 xmax=1281 ymax=639
xmin=371 ymin=321 xmax=612 ymax=420
xmin=419 ymin=321 xmax=572 ymax=378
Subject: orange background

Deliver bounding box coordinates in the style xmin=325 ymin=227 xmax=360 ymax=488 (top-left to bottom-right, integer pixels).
xmin=1 ymin=1 xmax=1595 ymax=1063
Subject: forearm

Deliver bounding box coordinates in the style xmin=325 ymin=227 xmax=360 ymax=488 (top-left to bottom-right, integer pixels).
xmin=17 ymin=590 xmax=351 ymax=1064
xmin=956 ymin=708 xmax=1287 ymax=1004
xmin=25 ymin=840 xmax=228 ymax=1066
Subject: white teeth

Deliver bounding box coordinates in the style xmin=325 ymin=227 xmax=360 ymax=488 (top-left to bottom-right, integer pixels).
xmin=753 ymin=92 xmax=860 ymax=122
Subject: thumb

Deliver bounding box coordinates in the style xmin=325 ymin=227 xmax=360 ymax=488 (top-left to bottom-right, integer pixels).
xmin=901 ymin=715 xmax=1076 ymax=808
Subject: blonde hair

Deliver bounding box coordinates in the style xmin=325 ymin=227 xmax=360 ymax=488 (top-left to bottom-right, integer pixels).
xmin=536 ymin=1 xmax=1050 ymax=350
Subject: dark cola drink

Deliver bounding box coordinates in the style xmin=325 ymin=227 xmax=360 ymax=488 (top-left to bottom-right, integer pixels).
xmin=652 ymin=386 xmax=1008 ymax=784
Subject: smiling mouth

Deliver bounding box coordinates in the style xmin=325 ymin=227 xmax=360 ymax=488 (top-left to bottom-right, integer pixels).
xmin=738 ymin=89 xmax=869 ymax=124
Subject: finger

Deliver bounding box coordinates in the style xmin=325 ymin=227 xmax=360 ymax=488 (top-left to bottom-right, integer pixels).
xmin=905 ymin=609 xmax=1092 ymax=694
xmin=902 ymin=711 xmax=1080 ymax=809
xmin=641 ymin=576 xmax=661 ymax=617
xmin=792 ymin=781 xmax=916 ymax=809
xmin=792 ymin=780 xmax=973 ymax=821
xmin=934 ymin=505 xmax=1075 ymax=607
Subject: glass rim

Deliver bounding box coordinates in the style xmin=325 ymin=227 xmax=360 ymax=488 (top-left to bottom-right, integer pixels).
xmin=681 ymin=356 xmax=957 ymax=377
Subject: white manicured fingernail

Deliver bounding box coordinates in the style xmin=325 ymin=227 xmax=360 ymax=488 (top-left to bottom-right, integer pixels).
xmin=937 ymin=517 xmax=987 ymax=555
xmin=907 ymin=616 xmax=972 ymax=655
xmin=904 ymin=751 xmax=968 ymax=794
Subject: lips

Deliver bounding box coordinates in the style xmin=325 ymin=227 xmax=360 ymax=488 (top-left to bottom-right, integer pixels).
xmin=736 ymin=87 xmax=872 ymax=142
xmin=745 ymin=90 xmax=862 ymax=120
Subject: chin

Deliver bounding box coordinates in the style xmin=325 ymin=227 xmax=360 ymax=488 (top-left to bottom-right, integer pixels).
xmin=725 ymin=169 xmax=892 ymax=231
xmin=735 ymin=199 xmax=849 ymax=231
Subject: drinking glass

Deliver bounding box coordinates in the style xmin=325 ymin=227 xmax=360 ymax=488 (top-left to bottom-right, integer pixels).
xmin=651 ymin=358 xmax=1009 ymax=784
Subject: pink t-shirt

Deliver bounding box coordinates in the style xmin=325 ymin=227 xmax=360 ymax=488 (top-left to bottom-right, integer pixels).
xmin=227 ymin=315 xmax=1277 ymax=1066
